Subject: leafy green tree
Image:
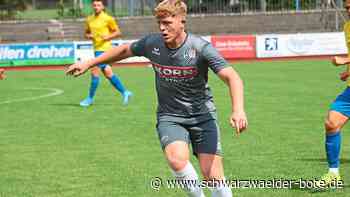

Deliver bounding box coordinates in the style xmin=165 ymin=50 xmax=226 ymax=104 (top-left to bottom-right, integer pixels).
xmin=57 ymin=0 xmax=65 ymax=18
xmin=0 ymin=0 xmax=28 ymax=19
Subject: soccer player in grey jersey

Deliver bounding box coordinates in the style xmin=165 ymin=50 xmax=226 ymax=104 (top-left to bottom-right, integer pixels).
xmin=66 ymin=0 xmax=247 ymax=196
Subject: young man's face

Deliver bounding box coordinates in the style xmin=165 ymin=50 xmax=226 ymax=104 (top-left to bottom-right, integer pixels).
xmin=346 ymin=4 xmax=350 ymax=17
xmin=157 ymin=14 xmax=185 ymax=46
xmin=92 ymin=1 xmax=104 ymax=14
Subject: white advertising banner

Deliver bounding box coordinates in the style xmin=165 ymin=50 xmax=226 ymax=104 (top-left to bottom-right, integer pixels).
xmin=74 ymin=40 xmax=149 ymax=64
xmin=256 ymin=32 xmax=347 ymax=58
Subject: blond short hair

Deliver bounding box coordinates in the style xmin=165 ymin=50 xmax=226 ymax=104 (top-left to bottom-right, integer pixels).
xmin=154 ymin=0 xmax=187 ymax=18
xmin=346 ymin=0 xmax=350 ymax=6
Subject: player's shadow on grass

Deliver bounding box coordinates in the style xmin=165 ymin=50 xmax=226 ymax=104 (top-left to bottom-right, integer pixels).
xmin=298 ymin=158 xmax=350 ymax=164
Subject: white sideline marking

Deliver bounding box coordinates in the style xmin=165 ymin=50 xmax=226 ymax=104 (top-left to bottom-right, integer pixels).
xmin=0 ymin=88 xmax=64 ymax=105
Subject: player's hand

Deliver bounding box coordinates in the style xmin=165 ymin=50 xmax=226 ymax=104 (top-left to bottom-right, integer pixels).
xmin=65 ymin=61 xmax=91 ymax=77
xmin=0 ymin=69 xmax=6 ymax=80
xmin=229 ymin=110 xmax=248 ymax=136
xmin=332 ymin=56 xmax=348 ymax=66
xmin=339 ymin=71 xmax=350 ymax=81
xmin=101 ymin=35 xmax=111 ymax=41
xmin=86 ymin=33 xmax=93 ymax=39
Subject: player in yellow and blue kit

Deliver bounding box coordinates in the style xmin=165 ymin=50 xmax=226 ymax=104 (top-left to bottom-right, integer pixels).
xmin=316 ymin=0 xmax=350 ymax=188
xmin=80 ymin=0 xmax=132 ymax=107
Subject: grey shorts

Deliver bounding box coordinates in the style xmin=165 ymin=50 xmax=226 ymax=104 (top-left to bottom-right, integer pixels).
xmin=156 ymin=118 xmax=222 ymax=156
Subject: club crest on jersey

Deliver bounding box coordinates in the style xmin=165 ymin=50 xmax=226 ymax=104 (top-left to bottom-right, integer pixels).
xmin=152 ymin=63 xmax=198 ymax=79
xmin=152 ymin=47 xmax=160 ymax=56
xmin=184 ymin=48 xmax=196 ymax=60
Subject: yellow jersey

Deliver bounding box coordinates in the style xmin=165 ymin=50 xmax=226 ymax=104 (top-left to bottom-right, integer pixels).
xmin=85 ymin=11 xmax=120 ymax=51
xmin=344 ymin=21 xmax=350 ymax=86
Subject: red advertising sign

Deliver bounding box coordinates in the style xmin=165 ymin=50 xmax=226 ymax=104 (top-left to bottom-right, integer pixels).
xmin=211 ymin=35 xmax=256 ymax=59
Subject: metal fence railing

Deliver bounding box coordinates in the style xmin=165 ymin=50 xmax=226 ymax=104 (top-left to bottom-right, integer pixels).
xmin=0 ymin=0 xmax=346 ymax=20
xmin=109 ymin=0 xmax=346 ymax=16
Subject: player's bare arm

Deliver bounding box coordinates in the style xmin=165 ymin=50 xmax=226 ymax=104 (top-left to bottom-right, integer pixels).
xmin=102 ymin=29 xmax=121 ymax=41
xmin=85 ymin=27 xmax=93 ymax=39
xmin=217 ymin=67 xmax=248 ymax=135
xmin=85 ymin=29 xmax=93 ymax=39
xmin=339 ymin=71 xmax=350 ymax=81
xmin=66 ymin=44 xmax=133 ymax=77
xmin=332 ymin=56 xmax=350 ymax=81
xmin=333 ymin=56 xmax=350 ymax=66
xmin=0 ymin=68 xmax=6 ymax=80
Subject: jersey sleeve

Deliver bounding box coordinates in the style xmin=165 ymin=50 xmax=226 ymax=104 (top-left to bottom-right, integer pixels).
xmin=130 ymin=36 xmax=148 ymax=57
xmin=107 ymin=16 xmax=120 ymax=32
xmin=202 ymin=43 xmax=228 ymax=73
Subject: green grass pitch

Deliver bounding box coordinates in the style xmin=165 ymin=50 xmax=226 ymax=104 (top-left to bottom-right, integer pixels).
xmin=0 ymin=60 xmax=349 ymax=197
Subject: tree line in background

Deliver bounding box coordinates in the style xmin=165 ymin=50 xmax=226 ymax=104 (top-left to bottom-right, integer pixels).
xmin=0 ymin=0 xmax=84 ymax=19
xmin=0 ymin=0 xmax=27 ymax=19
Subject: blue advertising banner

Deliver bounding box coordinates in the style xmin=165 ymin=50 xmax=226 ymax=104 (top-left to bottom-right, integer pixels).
xmin=0 ymin=43 xmax=75 ymax=66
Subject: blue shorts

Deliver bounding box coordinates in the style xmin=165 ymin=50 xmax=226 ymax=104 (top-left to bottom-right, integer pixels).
xmin=330 ymin=87 xmax=350 ymax=117
xmin=95 ymin=51 xmax=109 ymax=70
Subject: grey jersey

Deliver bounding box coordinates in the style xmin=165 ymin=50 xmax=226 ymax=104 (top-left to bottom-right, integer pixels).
xmin=131 ymin=33 xmax=228 ymax=119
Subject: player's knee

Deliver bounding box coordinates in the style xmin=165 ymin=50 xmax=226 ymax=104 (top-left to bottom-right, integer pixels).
xmin=324 ymin=119 xmax=341 ymax=133
xmin=103 ymin=71 xmax=113 ymax=79
xmin=167 ymin=157 xmax=188 ymax=172
xmin=91 ymin=73 xmax=99 ymax=77
xmin=102 ymin=67 xmax=113 ymax=78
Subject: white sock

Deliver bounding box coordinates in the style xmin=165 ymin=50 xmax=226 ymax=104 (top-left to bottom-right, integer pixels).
xmin=329 ymin=168 xmax=339 ymax=175
xmin=211 ymin=178 xmax=232 ymax=197
xmin=171 ymin=162 xmax=205 ymax=197
xmin=211 ymin=186 xmax=232 ymax=197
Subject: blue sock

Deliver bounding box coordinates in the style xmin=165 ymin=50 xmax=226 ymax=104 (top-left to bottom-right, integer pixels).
xmin=326 ymin=131 xmax=341 ymax=168
xmin=109 ymin=74 xmax=126 ymax=94
xmin=89 ymin=76 xmax=100 ymax=99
